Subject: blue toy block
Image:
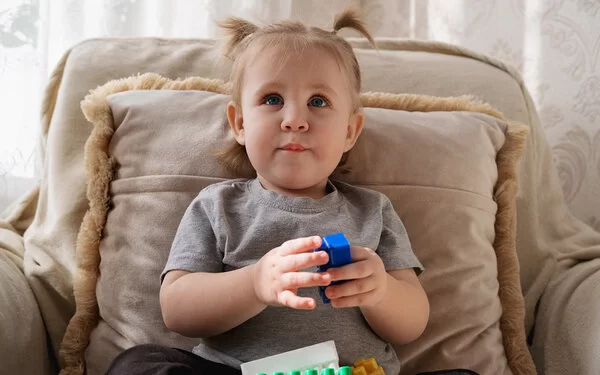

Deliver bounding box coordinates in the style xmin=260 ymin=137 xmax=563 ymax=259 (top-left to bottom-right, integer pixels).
xmin=315 ymin=233 xmax=352 ymax=303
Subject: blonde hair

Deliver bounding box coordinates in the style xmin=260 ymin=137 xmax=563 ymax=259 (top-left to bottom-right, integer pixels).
xmin=217 ymin=3 xmax=376 ymax=177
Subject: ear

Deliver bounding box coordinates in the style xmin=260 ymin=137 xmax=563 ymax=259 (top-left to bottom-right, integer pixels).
xmin=344 ymin=110 xmax=364 ymax=152
xmin=227 ymin=101 xmax=245 ymax=145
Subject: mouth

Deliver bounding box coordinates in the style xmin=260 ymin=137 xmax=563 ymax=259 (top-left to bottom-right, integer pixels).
xmin=280 ymin=143 xmax=306 ymax=152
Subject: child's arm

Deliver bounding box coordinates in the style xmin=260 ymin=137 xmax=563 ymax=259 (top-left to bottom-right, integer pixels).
xmin=360 ymin=269 xmax=429 ymax=345
xmin=160 ymin=267 xmax=265 ymax=338
xmin=324 ymin=246 xmax=429 ymax=346
xmin=160 ymin=236 xmax=332 ymax=338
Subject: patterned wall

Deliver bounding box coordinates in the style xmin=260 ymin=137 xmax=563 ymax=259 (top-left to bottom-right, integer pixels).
xmin=1 ymin=0 xmax=599 ymax=231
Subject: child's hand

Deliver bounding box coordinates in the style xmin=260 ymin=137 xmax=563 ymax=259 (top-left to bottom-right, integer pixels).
xmin=252 ymin=236 xmax=332 ymax=310
xmin=324 ymin=246 xmax=387 ymax=308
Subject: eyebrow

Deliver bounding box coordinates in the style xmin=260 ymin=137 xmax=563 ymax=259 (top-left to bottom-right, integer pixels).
xmin=252 ymin=82 xmax=339 ymax=98
xmin=253 ymin=82 xmax=284 ymax=95
xmin=309 ymin=83 xmax=339 ymax=98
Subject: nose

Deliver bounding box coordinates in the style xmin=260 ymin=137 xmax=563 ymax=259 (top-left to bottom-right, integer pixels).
xmin=281 ymin=105 xmax=308 ymax=132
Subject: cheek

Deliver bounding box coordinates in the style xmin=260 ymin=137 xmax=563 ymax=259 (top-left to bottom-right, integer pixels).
xmin=243 ymin=127 xmax=273 ymax=161
xmin=244 ymin=132 xmax=264 ymax=152
xmin=320 ymin=117 xmax=350 ymax=145
xmin=316 ymin=127 xmax=349 ymax=162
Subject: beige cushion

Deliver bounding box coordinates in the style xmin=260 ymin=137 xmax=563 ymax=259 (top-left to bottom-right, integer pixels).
xmin=25 ymin=38 xmax=537 ymax=363
xmin=58 ymin=73 xmax=534 ymax=375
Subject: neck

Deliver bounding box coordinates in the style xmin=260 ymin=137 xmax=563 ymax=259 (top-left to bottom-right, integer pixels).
xmin=257 ymin=177 xmax=329 ymax=199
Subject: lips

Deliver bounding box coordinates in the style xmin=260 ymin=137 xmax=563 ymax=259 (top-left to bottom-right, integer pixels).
xmin=281 ymin=143 xmax=306 ymax=152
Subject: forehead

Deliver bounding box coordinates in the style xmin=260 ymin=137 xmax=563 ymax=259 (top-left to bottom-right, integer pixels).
xmin=243 ymin=44 xmax=349 ymax=87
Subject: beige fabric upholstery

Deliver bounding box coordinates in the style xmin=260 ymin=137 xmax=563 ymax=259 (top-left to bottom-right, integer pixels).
xmin=0 ymin=190 xmax=54 ymax=375
xmin=1 ymin=37 xmax=599 ymax=375
xmin=62 ymin=78 xmax=529 ymax=375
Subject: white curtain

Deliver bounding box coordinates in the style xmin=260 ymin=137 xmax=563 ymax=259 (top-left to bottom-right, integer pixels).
xmin=1 ymin=0 xmax=599 ymax=231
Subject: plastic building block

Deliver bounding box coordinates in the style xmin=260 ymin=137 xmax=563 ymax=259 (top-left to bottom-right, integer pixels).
xmin=252 ymin=362 xmax=363 ymax=375
xmin=352 ymin=358 xmax=385 ymax=375
xmin=315 ymin=233 xmax=352 ymax=303
xmin=241 ymin=338 xmax=384 ymax=375
xmin=240 ymin=340 xmax=339 ymax=375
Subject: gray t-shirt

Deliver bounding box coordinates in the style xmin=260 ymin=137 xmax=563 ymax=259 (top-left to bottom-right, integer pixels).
xmin=162 ymin=178 xmax=424 ymax=374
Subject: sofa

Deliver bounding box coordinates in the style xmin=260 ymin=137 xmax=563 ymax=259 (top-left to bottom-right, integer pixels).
xmin=1 ymin=37 xmax=599 ymax=375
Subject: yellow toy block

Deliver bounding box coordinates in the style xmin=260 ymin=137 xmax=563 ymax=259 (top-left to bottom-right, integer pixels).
xmin=352 ymin=358 xmax=385 ymax=375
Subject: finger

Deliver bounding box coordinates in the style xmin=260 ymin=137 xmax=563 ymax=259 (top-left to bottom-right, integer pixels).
xmin=349 ymin=245 xmax=376 ymax=261
xmin=327 ymin=259 xmax=372 ymax=282
xmin=281 ymin=271 xmax=332 ymax=289
xmin=325 ymin=276 xmax=376 ymax=299
xmin=279 ymin=251 xmax=329 ymax=272
xmin=329 ymin=291 xmax=372 ymax=308
xmin=278 ymin=236 xmax=322 ymax=256
xmin=278 ymin=290 xmax=317 ymax=310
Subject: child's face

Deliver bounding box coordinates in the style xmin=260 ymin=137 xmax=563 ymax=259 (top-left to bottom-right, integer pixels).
xmin=227 ymin=46 xmax=363 ymax=198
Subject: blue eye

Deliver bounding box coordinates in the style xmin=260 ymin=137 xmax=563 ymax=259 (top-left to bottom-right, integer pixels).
xmin=309 ymin=96 xmax=328 ymax=107
xmin=264 ymin=94 xmax=283 ymax=105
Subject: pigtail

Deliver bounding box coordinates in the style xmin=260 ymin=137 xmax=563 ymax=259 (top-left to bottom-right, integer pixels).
xmin=332 ymin=3 xmax=376 ymax=48
xmin=218 ymin=17 xmax=259 ymax=59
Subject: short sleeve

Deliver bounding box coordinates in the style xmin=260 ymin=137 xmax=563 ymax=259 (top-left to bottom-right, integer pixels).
xmin=160 ymin=191 xmax=223 ymax=282
xmin=377 ymin=196 xmax=424 ymax=275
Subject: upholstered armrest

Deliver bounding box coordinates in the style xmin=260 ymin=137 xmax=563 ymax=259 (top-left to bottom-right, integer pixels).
xmin=0 ymin=196 xmax=55 ymax=375
xmin=511 ymin=88 xmax=600 ymax=375
xmin=530 ymin=257 xmax=600 ymax=375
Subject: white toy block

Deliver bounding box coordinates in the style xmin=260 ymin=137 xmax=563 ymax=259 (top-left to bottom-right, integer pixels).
xmin=240 ymin=340 xmax=339 ymax=375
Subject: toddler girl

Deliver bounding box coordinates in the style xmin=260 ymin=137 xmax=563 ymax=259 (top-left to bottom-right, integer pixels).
xmin=108 ymin=4 xmax=430 ymax=375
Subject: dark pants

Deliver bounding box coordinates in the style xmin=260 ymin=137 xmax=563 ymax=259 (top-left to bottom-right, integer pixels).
xmin=106 ymin=344 xmax=241 ymax=375
xmin=106 ymin=344 xmax=479 ymax=375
